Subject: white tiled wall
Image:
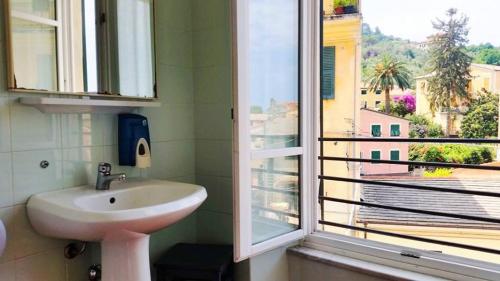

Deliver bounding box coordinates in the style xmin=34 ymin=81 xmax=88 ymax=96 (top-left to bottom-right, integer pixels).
xmin=0 ymin=0 xmax=198 ymax=280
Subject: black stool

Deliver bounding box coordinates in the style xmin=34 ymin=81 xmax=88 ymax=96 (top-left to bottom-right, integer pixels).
xmin=155 ymin=243 xmax=233 ymax=281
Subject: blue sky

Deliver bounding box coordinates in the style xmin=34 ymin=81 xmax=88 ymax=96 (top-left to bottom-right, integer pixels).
xmin=362 ymin=0 xmax=500 ymax=46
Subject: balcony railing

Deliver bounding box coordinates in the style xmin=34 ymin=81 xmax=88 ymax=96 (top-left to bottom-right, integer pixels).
xmin=318 ymin=137 xmax=500 ymax=256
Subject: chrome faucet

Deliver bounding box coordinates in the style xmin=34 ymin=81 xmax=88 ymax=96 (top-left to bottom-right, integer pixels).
xmin=95 ymin=162 xmax=126 ymax=190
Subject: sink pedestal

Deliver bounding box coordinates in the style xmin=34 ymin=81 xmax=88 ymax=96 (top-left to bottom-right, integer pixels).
xmin=102 ymin=231 xmax=151 ymax=281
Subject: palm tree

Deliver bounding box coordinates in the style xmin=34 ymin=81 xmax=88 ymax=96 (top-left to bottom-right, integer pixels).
xmin=367 ymin=55 xmax=411 ymax=114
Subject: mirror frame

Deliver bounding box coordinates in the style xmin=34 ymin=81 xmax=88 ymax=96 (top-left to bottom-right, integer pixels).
xmin=2 ymin=0 xmax=158 ymax=100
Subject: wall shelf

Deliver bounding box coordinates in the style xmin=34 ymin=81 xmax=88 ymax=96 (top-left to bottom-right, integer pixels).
xmin=19 ymin=97 xmax=161 ymax=113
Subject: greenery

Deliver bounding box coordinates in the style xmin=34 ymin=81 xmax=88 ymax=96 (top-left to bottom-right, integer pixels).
xmin=334 ymin=0 xmax=356 ymax=6
xmin=362 ymin=24 xmax=429 ymax=88
xmin=362 ymin=26 xmax=500 ymax=87
xmin=467 ymin=43 xmax=500 ymax=66
xmin=427 ymin=9 xmax=472 ymax=136
xmin=460 ymin=91 xmax=499 ymax=138
xmin=409 ymin=144 xmax=495 ymax=165
xmin=366 ymin=55 xmax=411 ymax=113
xmin=423 ymin=168 xmax=452 ymax=178
xmin=407 ymin=114 xmax=444 ymax=138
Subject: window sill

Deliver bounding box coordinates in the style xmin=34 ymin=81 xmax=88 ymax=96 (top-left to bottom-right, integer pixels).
xmin=288 ymin=246 xmax=444 ymax=281
xmin=301 ymin=232 xmax=500 ymax=281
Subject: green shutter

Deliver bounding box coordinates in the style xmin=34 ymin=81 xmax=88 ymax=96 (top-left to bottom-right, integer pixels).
xmin=371 ymin=125 xmax=381 ymax=137
xmin=390 ymin=150 xmax=400 ymax=161
xmin=390 ymin=124 xmax=400 ymax=137
xmin=371 ymin=151 xmax=381 ymax=160
xmin=321 ymin=46 xmax=335 ymax=99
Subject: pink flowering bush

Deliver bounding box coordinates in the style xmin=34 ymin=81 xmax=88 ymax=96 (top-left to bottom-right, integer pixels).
xmin=392 ymin=92 xmax=416 ymax=116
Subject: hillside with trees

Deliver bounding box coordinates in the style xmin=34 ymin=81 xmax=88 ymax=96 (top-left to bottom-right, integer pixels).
xmin=361 ymin=23 xmax=500 ymax=87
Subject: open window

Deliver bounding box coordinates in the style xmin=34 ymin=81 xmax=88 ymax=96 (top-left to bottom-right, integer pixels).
xmin=232 ymin=0 xmax=314 ymax=261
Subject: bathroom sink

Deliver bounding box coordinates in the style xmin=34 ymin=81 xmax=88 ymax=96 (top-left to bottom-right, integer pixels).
xmin=27 ymin=179 xmax=207 ymax=281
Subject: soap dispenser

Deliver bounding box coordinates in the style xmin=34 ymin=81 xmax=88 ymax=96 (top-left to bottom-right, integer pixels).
xmin=118 ymin=114 xmax=152 ymax=168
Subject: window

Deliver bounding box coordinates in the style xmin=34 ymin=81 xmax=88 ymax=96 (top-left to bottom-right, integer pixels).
xmin=361 ymin=89 xmax=367 ymax=95
xmin=8 ymin=0 xmax=60 ymax=91
xmin=371 ymin=124 xmax=381 ymax=137
xmin=375 ymin=101 xmax=381 ymax=107
xmin=390 ymin=150 xmax=399 ymax=161
xmin=371 ymin=150 xmax=381 ymax=160
xmin=390 ymin=124 xmax=400 ymax=137
xmin=6 ymin=0 xmax=99 ymax=92
xmin=316 ymin=1 xmax=500 ymax=278
xmin=233 ymin=0 xmax=310 ymax=261
xmin=322 ymin=46 xmax=335 ymax=99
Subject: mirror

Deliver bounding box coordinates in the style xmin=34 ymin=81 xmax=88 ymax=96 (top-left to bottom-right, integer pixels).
xmin=4 ymin=0 xmax=156 ymax=98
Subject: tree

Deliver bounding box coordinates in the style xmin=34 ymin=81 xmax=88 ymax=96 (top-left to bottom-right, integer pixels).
xmin=367 ymin=55 xmax=411 ymax=113
xmin=460 ymin=91 xmax=499 ymax=138
xmin=427 ymin=8 xmax=472 ymax=136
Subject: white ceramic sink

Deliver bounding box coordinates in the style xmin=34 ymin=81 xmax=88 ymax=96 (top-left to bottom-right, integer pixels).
xmin=27 ymin=179 xmax=207 ymax=281
xmin=0 ymin=219 xmax=5 ymax=257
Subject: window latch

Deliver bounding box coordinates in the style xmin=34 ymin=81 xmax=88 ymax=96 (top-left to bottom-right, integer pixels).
xmin=400 ymin=250 xmax=421 ymax=259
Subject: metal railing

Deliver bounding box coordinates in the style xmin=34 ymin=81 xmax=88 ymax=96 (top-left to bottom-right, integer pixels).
xmin=318 ymin=137 xmax=500 ymax=256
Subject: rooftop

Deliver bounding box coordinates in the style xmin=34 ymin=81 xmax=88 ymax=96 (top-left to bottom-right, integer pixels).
xmin=358 ymin=179 xmax=500 ymax=229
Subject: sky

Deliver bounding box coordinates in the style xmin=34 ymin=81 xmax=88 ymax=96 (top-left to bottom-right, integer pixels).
xmin=362 ymin=0 xmax=500 ymax=46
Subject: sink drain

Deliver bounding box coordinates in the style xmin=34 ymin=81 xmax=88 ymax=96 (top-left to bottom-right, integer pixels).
xmin=109 ymin=197 xmax=116 ymax=204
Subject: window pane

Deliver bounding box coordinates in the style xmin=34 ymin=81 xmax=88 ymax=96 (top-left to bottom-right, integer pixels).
xmin=249 ymin=0 xmax=299 ymax=150
xmin=116 ymin=0 xmax=155 ymax=98
xmin=11 ymin=18 xmax=58 ymax=91
xmin=10 ymin=0 xmax=56 ymax=19
xmin=251 ymin=156 xmax=300 ymax=244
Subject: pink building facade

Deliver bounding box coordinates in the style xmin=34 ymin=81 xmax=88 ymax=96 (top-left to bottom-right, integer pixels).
xmin=360 ymin=109 xmax=410 ymax=175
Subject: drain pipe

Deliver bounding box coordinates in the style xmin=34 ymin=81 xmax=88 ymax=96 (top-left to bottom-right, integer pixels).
xmin=64 ymin=241 xmax=87 ymax=259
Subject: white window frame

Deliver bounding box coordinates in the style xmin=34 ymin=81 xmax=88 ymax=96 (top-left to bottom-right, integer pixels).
xmin=5 ymin=0 xmax=65 ymax=91
xmin=389 ymin=123 xmax=401 ymax=137
xmin=307 ymin=1 xmax=500 ymax=279
xmin=5 ymin=0 xmax=96 ymax=93
xmin=232 ymin=0 xmax=315 ymax=262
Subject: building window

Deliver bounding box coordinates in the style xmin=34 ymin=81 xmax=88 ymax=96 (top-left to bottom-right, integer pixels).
xmin=375 ymin=101 xmax=381 ymax=108
xmin=361 ymin=89 xmax=367 ymax=95
xmin=390 ymin=150 xmax=400 ymax=161
xmin=371 ymin=150 xmax=381 ymax=160
xmin=371 ymin=124 xmax=381 ymax=137
xmin=321 ymin=46 xmax=335 ymax=99
xmin=390 ymin=124 xmax=401 ymax=137
xmin=375 ymin=89 xmax=382 ymax=95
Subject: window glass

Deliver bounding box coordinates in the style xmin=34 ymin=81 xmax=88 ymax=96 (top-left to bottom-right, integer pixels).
xmin=249 ymin=0 xmax=299 ymax=150
xmin=10 ymin=0 xmax=56 ymax=19
xmin=375 ymin=89 xmax=381 ymax=95
xmin=371 ymin=124 xmax=381 ymax=137
xmin=11 ymin=18 xmax=58 ymax=91
xmin=390 ymin=124 xmax=400 ymax=137
xmin=251 ymin=156 xmax=300 ymax=244
xmin=361 ymin=89 xmax=367 ymax=95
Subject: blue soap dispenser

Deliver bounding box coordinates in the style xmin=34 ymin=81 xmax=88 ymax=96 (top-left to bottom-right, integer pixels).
xmin=118 ymin=114 xmax=152 ymax=168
